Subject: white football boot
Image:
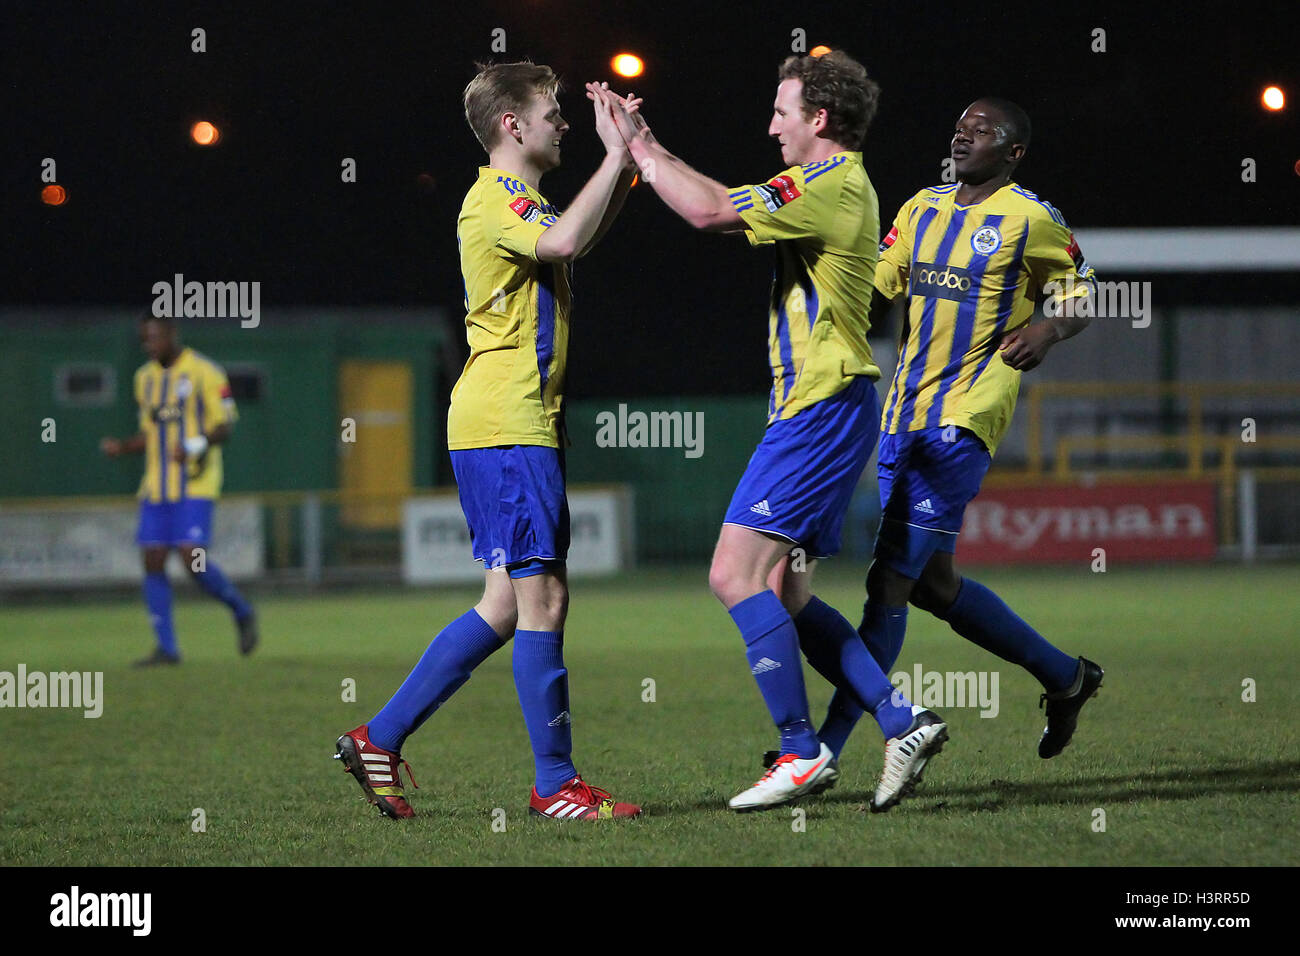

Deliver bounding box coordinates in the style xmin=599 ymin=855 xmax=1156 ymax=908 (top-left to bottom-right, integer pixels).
xmin=762 ymin=749 xmax=839 ymax=795
xmin=729 ymin=742 xmax=837 ymax=812
xmin=871 ymin=705 xmax=949 ymax=813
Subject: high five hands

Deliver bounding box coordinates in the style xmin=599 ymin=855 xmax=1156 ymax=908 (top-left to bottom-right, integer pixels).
xmin=585 ymin=82 xmax=649 ymax=157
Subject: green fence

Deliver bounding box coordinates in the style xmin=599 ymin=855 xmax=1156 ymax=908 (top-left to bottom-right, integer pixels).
xmin=2 ymin=312 xmax=882 ymax=565
xmin=0 ymin=309 xmax=446 ymax=497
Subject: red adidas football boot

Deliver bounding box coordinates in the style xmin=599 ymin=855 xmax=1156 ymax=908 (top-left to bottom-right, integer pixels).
xmin=528 ymin=775 xmax=642 ymax=820
xmin=334 ymin=724 xmax=418 ymax=820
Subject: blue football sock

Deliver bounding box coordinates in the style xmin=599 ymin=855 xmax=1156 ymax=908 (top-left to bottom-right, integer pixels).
xmin=797 ymin=599 xmax=868 ymax=755
xmin=941 ymin=578 xmax=1078 ymax=692
xmin=143 ymin=572 xmax=177 ymax=656
xmin=813 ymin=601 xmax=916 ymax=747
xmin=817 ymin=689 xmax=865 ymax=759
xmin=190 ymin=559 xmax=253 ymax=622
xmin=730 ymin=590 xmax=819 ymax=758
xmin=795 ymin=598 xmax=872 ymax=754
xmin=368 ymin=609 xmax=505 ymax=754
xmin=795 ymin=595 xmax=912 ymax=740
xmin=513 ymin=629 xmax=578 ymax=797
xmin=874 ymin=687 xmax=916 ymax=740
xmin=859 ymin=600 xmax=909 ymax=673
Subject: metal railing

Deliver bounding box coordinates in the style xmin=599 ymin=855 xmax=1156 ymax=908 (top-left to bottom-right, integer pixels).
xmin=1022 ymin=381 xmax=1300 ymax=478
xmin=1008 ymin=381 xmax=1300 ymax=554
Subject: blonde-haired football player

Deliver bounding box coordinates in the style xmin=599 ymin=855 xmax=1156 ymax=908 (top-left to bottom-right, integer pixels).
xmin=335 ymin=62 xmax=641 ymax=821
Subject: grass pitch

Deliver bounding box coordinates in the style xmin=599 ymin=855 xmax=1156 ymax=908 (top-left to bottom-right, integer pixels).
xmin=2 ymin=563 xmax=1297 ymax=866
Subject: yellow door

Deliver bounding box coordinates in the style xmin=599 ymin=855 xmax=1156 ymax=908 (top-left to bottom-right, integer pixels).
xmin=339 ymin=360 xmax=413 ymax=528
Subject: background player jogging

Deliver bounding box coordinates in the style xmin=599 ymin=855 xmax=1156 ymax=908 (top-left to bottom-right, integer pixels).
xmin=335 ymin=63 xmax=642 ymax=822
xmin=595 ymin=51 xmax=947 ymax=814
xmin=814 ymin=98 xmax=1105 ymax=767
xmin=100 ymin=314 xmax=258 ymax=666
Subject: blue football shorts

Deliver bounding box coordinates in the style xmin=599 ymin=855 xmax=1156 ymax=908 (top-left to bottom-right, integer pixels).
xmin=450 ymin=444 xmax=569 ymax=578
xmin=872 ymin=426 xmax=992 ymax=578
xmin=723 ymin=376 xmax=879 ymax=560
xmin=136 ymin=498 xmax=214 ymax=547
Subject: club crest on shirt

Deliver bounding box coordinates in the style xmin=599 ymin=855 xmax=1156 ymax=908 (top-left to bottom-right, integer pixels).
xmin=755 ymin=174 xmax=801 ymax=212
xmin=175 ymin=376 xmax=192 ymax=399
xmin=509 ymin=196 xmax=543 ymax=223
xmin=970 ymin=225 xmax=1002 ymax=256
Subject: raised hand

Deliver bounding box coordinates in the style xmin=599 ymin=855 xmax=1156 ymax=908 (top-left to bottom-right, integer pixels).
xmin=587 ymin=81 xmax=631 ymax=162
xmin=587 ymin=83 xmax=648 ymax=149
xmin=617 ymin=92 xmax=651 ymax=141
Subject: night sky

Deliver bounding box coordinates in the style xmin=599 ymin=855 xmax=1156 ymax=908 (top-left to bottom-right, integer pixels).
xmin=6 ymin=0 xmax=1298 ymax=397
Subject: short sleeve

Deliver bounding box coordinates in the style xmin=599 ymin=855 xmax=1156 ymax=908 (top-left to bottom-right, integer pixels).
xmin=203 ymin=364 xmax=238 ymax=427
xmin=729 ymin=166 xmax=815 ymax=245
xmin=874 ymin=198 xmax=916 ymax=299
xmin=1025 ymin=214 xmax=1096 ymax=300
xmin=495 ymin=194 xmax=559 ymax=261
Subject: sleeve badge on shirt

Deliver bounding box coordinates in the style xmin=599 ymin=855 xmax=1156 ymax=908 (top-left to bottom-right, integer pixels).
xmin=509 ymin=196 xmax=543 ymax=223
xmin=1066 ymin=233 xmax=1090 ymax=275
xmin=970 ymin=225 xmax=1003 ymax=256
xmin=754 ymin=174 xmax=801 ymax=212
xmin=879 ymin=225 xmax=899 ymax=253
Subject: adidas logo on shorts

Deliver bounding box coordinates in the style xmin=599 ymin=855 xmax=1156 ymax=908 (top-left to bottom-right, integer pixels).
xmin=750 ymin=499 xmax=773 ymax=517
xmin=751 ymin=657 xmax=782 ymax=675
xmin=547 ymin=710 xmax=571 ymax=727
xmin=913 ymin=498 xmax=937 ymax=515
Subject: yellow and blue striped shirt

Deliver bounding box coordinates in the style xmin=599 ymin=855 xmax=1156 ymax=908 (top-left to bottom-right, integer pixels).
xmin=876 ymin=181 xmax=1095 ymax=455
xmin=729 ymin=151 xmax=882 ymax=424
xmin=134 ymin=347 xmax=237 ymax=502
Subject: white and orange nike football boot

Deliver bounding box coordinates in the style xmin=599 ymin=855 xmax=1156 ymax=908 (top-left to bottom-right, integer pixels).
xmin=729 ymin=741 xmax=836 ymax=812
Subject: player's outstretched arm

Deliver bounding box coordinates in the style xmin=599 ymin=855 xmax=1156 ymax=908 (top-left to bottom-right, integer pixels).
xmin=578 ymin=166 xmax=636 ymax=258
xmin=100 ymin=433 xmax=146 ymax=457
xmin=594 ymin=86 xmax=743 ymax=233
xmin=535 ymin=89 xmax=632 ymax=263
xmin=577 ymin=83 xmax=637 ymax=257
xmin=999 ymin=294 xmax=1092 ymax=371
